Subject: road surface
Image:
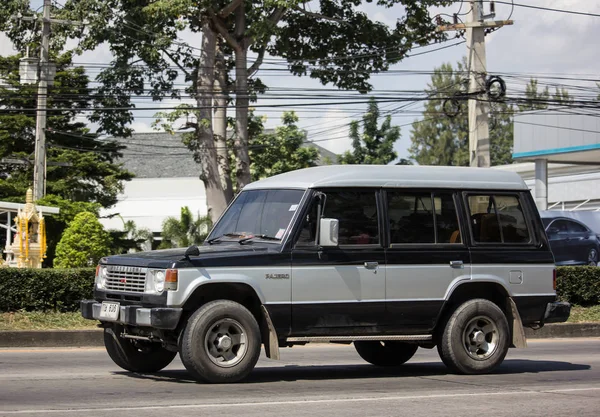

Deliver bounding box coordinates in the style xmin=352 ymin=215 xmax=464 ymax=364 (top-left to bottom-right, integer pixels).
xmin=1 ymin=338 xmax=599 ymax=416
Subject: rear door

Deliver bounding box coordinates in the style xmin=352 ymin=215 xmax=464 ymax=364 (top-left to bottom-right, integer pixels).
xmin=546 ymin=219 xmax=570 ymax=264
xmin=384 ymin=190 xmax=470 ymax=333
xmin=566 ymin=220 xmax=592 ymax=264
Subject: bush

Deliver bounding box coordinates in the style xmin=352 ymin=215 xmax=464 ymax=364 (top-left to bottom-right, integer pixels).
xmin=556 ymin=266 xmax=600 ymax=306
xmin=54 ymin=211 xmax=111 ymax=268
xmin=0 ymin=268 xmax=95 ymax=312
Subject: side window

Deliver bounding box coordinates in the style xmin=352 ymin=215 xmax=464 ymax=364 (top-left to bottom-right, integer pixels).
xmin=568 ymin=221 xmax=588 ymax=233
xmin=387 ymin=191 xmax=461 ymax=244
xmin=324 ymin=190 xmax=379 ymax=245
xmin=388 ymin=192 xmax=434 ymax=244
xmin=435 ymin=193 xmax=462 ymax=244
xmin=296 ymin=197 xmax=320 ymax=246
xmin=549 ymin=220 xmax=569 ymax=234
xmin=468 ymin=194 xmax=531 ymax=244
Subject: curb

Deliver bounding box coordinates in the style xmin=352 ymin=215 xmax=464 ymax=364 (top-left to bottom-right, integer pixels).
xmin=1 ymin=323 xmax=599 ymax=348
xmin=0 ymin=330 xmax=103 ymax=348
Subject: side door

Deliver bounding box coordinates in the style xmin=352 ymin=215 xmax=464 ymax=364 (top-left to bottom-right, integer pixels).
xmin=290 ymin=189 xmax=386 ymax=335
xmin=384 ymin=190 xmax=470 ymax=333
xmin=546 ymin=219 xmax=570 ymax=264
xmin=566 ymin=220 xmax=592 ymax=264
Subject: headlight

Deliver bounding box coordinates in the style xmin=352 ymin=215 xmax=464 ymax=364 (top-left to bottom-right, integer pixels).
xmin=146 ymin=269 xmax=167 ymax=294
xmin=95 ymin=265 xmax=107 ymax=289
xmin=154 ymin=270 xmax=165 ymax=292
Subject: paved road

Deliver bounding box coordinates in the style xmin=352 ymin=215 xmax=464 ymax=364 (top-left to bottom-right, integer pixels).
xmin=1 ymin=339 xmax=599 ymax=416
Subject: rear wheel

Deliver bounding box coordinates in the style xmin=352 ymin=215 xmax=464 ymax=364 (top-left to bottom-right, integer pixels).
xmin=437 ymin=299 xmax=510 ymax=375
xmin=354 ymin=341 xmax=418 ymax=366
xmin=104 ymin=325 xmax=176 ymax=373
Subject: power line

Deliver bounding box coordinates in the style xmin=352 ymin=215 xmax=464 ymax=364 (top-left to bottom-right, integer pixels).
xmin=485 ymin=1 xmax=600 ymax=18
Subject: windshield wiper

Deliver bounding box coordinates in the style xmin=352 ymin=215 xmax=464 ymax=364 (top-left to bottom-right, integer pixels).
xmin=206 ymin=233 xmax=246 ymax=244
xmin=238 ymin=234 xmax=281 ymax=245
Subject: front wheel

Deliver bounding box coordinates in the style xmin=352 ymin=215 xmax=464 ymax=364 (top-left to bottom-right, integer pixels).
xmin=179 ymin=300 xmax=262 ymax=383
xmin=354 ymin=341 xmax=418 ymax=366
xmin=104 ymin=325 xmax=176 ymax=373
xmin=437 ymin=299 xmax=510 ymax=375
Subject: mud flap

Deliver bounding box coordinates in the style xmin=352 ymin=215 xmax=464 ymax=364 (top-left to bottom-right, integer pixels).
xmin=261 ymin=305 xmax=280 ymax=360
xmin=507 ymin=297 xmax=527 ymax=348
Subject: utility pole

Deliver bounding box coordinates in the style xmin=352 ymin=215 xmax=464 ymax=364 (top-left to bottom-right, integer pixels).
xmin=33 ymin=0 xmax=51 ymax=201
xmin=18 ymin=2 xmax=81 ymax=201
xmin=436 ymin=1 xmax=513 ymax=168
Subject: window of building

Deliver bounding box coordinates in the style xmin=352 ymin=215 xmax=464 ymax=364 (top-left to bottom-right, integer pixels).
xmin=468 ymin=194 xmax=531 ymax=244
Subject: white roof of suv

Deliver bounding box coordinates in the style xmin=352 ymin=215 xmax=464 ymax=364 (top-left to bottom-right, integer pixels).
xmin=243 ymin=165 xmax=528 ymax=191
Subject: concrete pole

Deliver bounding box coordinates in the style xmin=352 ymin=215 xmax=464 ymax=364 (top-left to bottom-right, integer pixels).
xmin=466 ymin=1 xmax=491 ymax=167
xmin=33 ymin=0 xmax=51 ymax=201
xmin=534 ymin=158 xmax=548 ymax=210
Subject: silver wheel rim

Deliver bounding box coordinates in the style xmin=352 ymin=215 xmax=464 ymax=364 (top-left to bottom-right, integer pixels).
xmin=589 ymin=249 xmax=598 ymax=266
xmin=204 ymin=318 xmax=248 ymax=368
xmin=462 ymin=316 xmax=499 ymax=360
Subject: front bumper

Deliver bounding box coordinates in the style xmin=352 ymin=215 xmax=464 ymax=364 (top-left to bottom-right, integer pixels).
xmin=543 ymin=301 xmax=571 ymax=324
xmin=81 ymin=300 xmax=182 ymax=330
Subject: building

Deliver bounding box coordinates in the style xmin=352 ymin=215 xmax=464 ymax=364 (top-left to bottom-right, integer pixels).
xmin=99 ymin=132 xmax=337 ymax=239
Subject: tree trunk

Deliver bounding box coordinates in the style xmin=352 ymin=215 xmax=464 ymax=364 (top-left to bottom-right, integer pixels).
xmin=233 ymin=5 xmax=252 ymax=189
xmin=196 ymin=23 xmax=227 ymax=223
xmin=214 ymin=40 xmax=234 ymax=202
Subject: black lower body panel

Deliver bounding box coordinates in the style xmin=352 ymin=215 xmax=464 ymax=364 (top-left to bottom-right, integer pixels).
xmin=513 ymin=295 xmax=557 ymax=325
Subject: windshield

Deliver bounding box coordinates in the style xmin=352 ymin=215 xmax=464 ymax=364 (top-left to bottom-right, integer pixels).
xmin=208 ymin=189 xmax=306 ymax=242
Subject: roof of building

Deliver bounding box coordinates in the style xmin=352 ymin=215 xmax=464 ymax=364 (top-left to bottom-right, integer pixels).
xmin=243 ymin=165 xmax=529 ymax=191
xmin=110 ymin=132 xmax=337 ymax=178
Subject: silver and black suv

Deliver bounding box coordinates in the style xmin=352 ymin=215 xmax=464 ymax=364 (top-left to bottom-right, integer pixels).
xmin=81 ymin=165 xmax=570 ymax=383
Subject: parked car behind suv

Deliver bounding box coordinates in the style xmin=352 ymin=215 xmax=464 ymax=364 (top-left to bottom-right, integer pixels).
xmin=81 ymin=165 xmax=570 ymax=383
xmin=541 ymin=216 xmax=599 ymax=266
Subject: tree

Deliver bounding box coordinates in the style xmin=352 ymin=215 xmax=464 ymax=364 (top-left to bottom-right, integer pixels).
xmin=518 ymin=79 xmax=572 ymax=112
xmin=0 ymin=53 xmax=132 ymax=265
xmin=409 ymin=60 xmax=514 ymax=166
xmin=160 ymin=207 xmax=212 ymax=248
xmin=14 ymin=0 xmax=450 ymax=221
xmin=54 ymin=211 xmax=111 ymax=267
xmin=338 ymin=98 xmax=400 ymax=165
xmin=108 ymin=218 xmax=154 ymax=254
xmin=249 ymin=112 xmax=319 ymax=181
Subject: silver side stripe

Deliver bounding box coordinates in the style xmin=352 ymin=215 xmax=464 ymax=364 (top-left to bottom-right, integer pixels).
xmin=287 ymin=335 xmax=432 ymax=342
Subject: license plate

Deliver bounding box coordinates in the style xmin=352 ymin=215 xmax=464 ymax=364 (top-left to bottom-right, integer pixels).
xmin=99 ymin=302 xmax=120 ymax=321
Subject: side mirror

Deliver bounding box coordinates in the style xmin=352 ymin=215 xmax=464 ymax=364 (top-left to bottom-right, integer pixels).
xmin=319 ymin=218 xmax=339 ymax=247
xmin=184 ymin=245 xmax=200 ymax=258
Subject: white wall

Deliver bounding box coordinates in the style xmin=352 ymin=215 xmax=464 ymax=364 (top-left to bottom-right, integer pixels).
xmin=100 ymin=177 xmax=208 ymax=233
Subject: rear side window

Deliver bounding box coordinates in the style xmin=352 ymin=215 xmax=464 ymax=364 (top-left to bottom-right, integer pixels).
xmin=387 ymin=191 xmax=461 ymax=245
xmin=468 ymin=194 xmax=531 ymax=244
xmin=568 ymin=221 xmax=588 ymax=233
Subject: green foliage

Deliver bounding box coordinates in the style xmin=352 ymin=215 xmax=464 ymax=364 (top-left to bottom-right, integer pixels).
xmin=556 ymin=266 xmax=600 ymax=307
xmin=108 ymin=219 xmax=154 ymax=254
xmin=54 ymin=212 xmax=111 ymax=268
xmin=338 ymin=98 xmax=400 ymax=165
xmin=0 ymin=268 xmax=95 ymax=312
xmin=160 ymin=207 xmax=212 ymax=248
xmin=518 ymin=79 xmax=573 ymax=112
xmin=408 ymin=60 xmax=514 ymax=166
xmin=249 ymin=112 xmax=319 ymax=180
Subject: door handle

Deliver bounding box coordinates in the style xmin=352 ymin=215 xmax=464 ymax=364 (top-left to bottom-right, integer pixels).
xmin=450 ymin=260 xmax=464 ymax=269
xmin=364 ymin=261 xmax=379 ymax=270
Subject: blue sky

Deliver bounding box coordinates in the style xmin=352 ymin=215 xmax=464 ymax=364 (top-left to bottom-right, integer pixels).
xmin=2 ymin=1 xmax=599 ymax=160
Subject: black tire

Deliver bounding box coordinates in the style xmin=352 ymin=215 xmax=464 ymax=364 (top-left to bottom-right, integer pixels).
xmin=103 ymin=325 xmax=176 ymax=373
xmin=179 ymin=300 xmax=261 ymax=383
xmin=354 ymin=341 xmax=418 ymax=366
xmin=437 ymin=298 xmax=510 ymax=375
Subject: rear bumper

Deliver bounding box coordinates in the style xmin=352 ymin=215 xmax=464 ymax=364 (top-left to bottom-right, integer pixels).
xmin=80 ymin=300 xmax=182 ymax=330
xmin=543 ymin=301 xmax=571 ymax=324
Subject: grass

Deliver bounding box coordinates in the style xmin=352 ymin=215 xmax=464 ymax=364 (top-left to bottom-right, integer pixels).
xmin=0 ymin=305 xmax=599 ymax=331
xmin=567 ymin=305 xmax=600 ymax=323
xmin=0 ymin=311 xmax=98 ymax=331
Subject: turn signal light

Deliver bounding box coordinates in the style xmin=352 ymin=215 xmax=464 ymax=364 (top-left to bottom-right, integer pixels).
xmin=95 ymin=265 xmax=100 ymax=277
xmin=165 ymin=269 xmax=178 ymax=291
xmin=553 ymin=268 xmax=557 ymax=291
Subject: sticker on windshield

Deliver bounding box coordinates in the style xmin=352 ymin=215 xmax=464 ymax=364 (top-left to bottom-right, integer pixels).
xmin=289 ymin=204 xmax=298 ymax=212
xmin=275 ymin=228 xmax=286 ymax=239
